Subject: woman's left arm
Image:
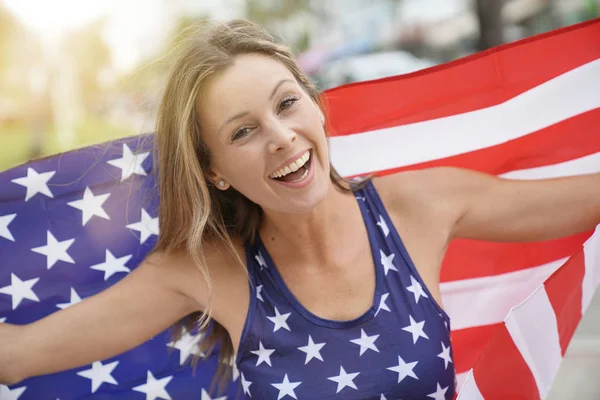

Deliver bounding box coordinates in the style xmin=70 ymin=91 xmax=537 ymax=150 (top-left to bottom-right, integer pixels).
xmin=431 ymin=167 xmax=600 ymax=242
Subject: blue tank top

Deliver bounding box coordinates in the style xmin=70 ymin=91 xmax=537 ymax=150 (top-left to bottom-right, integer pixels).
xmin=235 ymin=180 xmax=455 ymax=399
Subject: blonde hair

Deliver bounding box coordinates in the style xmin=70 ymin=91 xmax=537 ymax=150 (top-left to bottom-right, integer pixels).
xmin=149 ymin=19 xmax=368 ymax=391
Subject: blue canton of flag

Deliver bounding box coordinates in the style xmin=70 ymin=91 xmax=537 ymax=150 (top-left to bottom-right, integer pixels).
xmin=0 ymin=135 xmax=243 ymax=400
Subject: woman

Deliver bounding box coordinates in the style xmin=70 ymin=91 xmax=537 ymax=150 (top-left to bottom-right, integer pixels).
xmin=0 ymin=19 xmax=598 ymax=399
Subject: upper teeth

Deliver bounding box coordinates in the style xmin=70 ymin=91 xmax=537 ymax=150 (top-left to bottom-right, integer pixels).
xmin=270 ymin=151 xmax=310 ymax=178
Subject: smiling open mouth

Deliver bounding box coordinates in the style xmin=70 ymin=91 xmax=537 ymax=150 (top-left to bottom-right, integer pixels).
xmin=269 ymin=150 xmax=312 ymax=183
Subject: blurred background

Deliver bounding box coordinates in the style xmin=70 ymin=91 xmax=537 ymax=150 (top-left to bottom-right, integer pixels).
xmin=0 ymin=1 xmax=598 ymax=397
xmin=0 ymin=0 xmax=598 ymax=171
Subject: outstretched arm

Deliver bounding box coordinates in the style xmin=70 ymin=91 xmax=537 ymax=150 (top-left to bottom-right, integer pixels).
xmin=0 ymin=251 xmax=206 ymax=385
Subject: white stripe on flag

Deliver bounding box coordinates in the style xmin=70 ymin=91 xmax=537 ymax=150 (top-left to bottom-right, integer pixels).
xmin=500 ymin=152 xmax=600 ymax=180
xmin=330 ymin=59 xmax=600 ymax=176
xmin=504 ymin=286 xmax=563 ymax=399
xmin=582 ymin=226 xmax=600 ymax=314
xmin=456 ymin=370 xmax=485 ymax=400
xmin=441 ymin=258 xmax=565 ymax=330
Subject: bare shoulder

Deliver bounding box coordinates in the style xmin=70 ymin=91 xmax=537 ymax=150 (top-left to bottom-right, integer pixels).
xmin=143 ymin=236 xmax=248 ymax=321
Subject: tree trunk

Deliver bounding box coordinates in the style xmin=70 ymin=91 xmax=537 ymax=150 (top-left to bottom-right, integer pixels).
xmin=476 ymin=0 xmax=505 ymax=51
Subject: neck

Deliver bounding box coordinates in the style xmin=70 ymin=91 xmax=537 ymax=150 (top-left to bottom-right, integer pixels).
xmin=260 ymin=182 xmax=360 ymax=266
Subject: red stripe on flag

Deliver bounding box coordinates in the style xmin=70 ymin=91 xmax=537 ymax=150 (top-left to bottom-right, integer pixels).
xmin=441 ymin=232 xmax=591 ymax=281
xmin=451 ymin=323 xmax=502 ymax=374
xmin=544 ymin=249 xmax=586 ymax=356
xmin=473 ymin=326 xmax=540 ymax=400
xmin=366 ymin=108 xmax=600 ymax=177
xmin=323 ymin=20 xmax=600 ymax=135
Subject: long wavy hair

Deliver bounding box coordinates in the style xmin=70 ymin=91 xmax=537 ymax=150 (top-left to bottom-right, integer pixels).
xmin=149 ymin=19 xmax=369 ymax=391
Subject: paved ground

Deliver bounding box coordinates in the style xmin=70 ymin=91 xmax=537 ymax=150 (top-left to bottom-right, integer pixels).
xmin=548 ymin=290 xmax=600 ymax=399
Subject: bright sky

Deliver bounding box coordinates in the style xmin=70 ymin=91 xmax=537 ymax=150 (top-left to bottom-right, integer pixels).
xmin=2 ymin=0 xmax=243 ymax=73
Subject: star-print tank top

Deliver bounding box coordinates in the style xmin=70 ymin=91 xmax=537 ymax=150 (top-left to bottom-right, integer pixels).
xmin=235 ymin=180 xmax=455 ymax=399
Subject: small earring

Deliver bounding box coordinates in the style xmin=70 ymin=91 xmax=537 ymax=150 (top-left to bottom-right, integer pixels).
xmin=217 ymin=180 xmax=226 ymax=188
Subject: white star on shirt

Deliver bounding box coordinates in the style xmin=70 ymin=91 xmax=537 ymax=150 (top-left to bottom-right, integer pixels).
xmin=132 ymin=370 xmax=173 ymax=400
xmin=380 ymin=395 xmax=387 ymax=400
xmin=380 ymin=250 xmax=398 ymax=275
xmin=0 ymin=213 xmax=17 ymax=241
xmin=0 ymin=317 xmax=6 ymax=323
xmin=11 ymin=167 xmax=55 ymax=201
xmin=200 ymin=388 xmax=227 ymax=400
xmin=256 ymin=285 xmax=264 ymax=302
xmin=67 ymin=187 xmax=111 ymax=226
xmin=126 ymin=208 xmax=159 ymax=244
xmin=271 ymin=374 xmax=301 ymax=400
xmin=167 ymin=327 xmax=205 ymax=365
xmin=255 ymin=252 xmax=267 ymax=270
xmin=402 ymin=315 xmax=429 ymax=344
xmin=350 ymin=329 xmax=380 ymax=355
xmin=0 ymin=384 xmax=26 ymax=400
xmin=387 ymin=355 xmax=418 ymax=383
xmin=90 ymin=249 xmax=132 ymax=280
xmin=376 ymin=215 xmax=389 ymax=237
xmin=438 ymin=342 xmax=453 ymax=370
xmin=328 ymin=366 xmax=360 ymax=393
xmin=297 ymin=335 xmax=325 ymax=364
xmin=0 ymin=273 xmax=39 ymax=310
xmin=250 ymin=341 xmax=275 ymax=367
xmin=56 ymin=288 xmax=83 ymax=309
xmin=375 ymin=293 xmax=391 ymax=316
xmin=31 ymin=230 xmax=75 ymax=269
xmin=241 ymin=372 xmax=252 ymax=397
xmin=76 ymin=361 xmax=119 ymax=393
xmin=427 ymin=382 xmax=449 ymax=400
xmin=406 ymin=275 xmax=429 ymax=303
xmin=107 ymin=143 xmax=149 ymax=181
xmin=267 ymin=306 xmax=291 ymax=332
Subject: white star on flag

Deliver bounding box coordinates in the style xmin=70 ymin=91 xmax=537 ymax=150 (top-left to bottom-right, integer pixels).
xmin=107 ymin=143 xmax=150 ymax=181
xmin=76 ymin=361 xmax=119 ymax=393
xmin=256 ymin=285 xmax=264 ymax=302
xmin=379 ymin=250 xmax=398 ymax=275
xmin=267 ymin=306 xmax=291 ymax=332
xmin=167 ymin=327 xmax=205 ymax=365
xmin=56 ymin=288 xmax=83 ymax=309
xmin=241 ymin=372 xmax=252 ymax=397
xmin=376 ymin=214 xmax=389 ymax=237
xmin=132 ymin=370 xmax=173 ymax=400
xmin=438 ymin=342 xmax=453 ymax=370
xmin=406 ymin=275 xmax=429 ymax=303
xmin=0 ymin=273 xmax=39 ymax=310
xmin=90 ymin=249 xmax=132 ymax=280
xmin=327 ymin=366 xmax=360 ymax=393
xmin=380 ymin=395 xmax=387 ymax=400
xmin=375 ymin=292 xmax=391 ymax=316
xmin=297 ymin=335 xmax=325 ymax=364
xmin=255 ymin=251 xmax=267 ymax=269
xmin=251 ymin=341 xmax=275 ymax=366
xmin=126 ymin=208 xmax=159 ymax=244
xmin=30 ymin=230 xmax=75 ymax=269
xmin=387 ymin=355 xmax=418 ymax=383
xmin=427 ymin=382 xmax=449 ymax=400
xmin=402 ymin=315 xmax=429 ymax=344
xmin=11 ymin=167 xmax=55 ymax=201
xmin=0 ymin=213 xmax=16 ymax=241
xmin=200 ymin=388 xmax=227 ymax=400
xmin=350 ymin=329 xmax=380 ymax=355
xmin=0 ymin=317 xmax=5 ymax=323
xmin=271 ymin=374 xmax=301 ymax=400
xmin=67 ymin=187 xmax=110 ymax=226
xmin=0 ymin=384 xmax=27 ymax=400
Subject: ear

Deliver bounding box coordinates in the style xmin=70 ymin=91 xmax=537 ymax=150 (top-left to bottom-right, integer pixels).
xmin=206 ymin=168 xmax=230 ymax=190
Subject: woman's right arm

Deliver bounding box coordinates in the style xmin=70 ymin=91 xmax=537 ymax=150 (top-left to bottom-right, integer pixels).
xmin=0 ymin=251 xmax=207 ymax=385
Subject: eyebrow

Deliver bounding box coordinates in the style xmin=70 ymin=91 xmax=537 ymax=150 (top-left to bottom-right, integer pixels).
xmin=217 ymin=78 xmax=295 ymax=134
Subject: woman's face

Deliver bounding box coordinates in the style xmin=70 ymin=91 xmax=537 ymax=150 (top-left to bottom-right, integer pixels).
xmin=197 ymin=53 xmax=331 ymax=214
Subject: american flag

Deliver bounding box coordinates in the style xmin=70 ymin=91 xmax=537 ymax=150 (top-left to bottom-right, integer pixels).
xmin=1 ymin=19 xmax=599 ymax=400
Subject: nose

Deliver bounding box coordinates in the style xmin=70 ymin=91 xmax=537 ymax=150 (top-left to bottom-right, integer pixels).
xmin=265 ymin=119 xmax=297 ymax=153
